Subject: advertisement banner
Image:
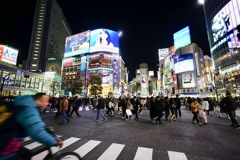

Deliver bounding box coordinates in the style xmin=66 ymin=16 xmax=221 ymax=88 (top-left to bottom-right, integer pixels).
xmin=140 ymin=68 xmax=148 ymax=97
xmin=80 ymin=56 xmax=87 ymax=76
xmin=173 ymin=53 xmax=194 ymax=74
xmin=113 ymin=56 xmax=119 ymax=92
xmin=64 ymin=30 xmax=90 ymax=58
xmin=173 ymin=26 xmax=191 ymax=50
xmin=0 ymin=45 xmax=18 ymax=65
xmin=62 ymin=58 xmax=74 ymax=67
xmin=182 ymin=72 xmax=196 ymax=88
xmin=90 ymin=29 xmax=119 ymax=53
xmin=211 ymin=0 xmax=240 ymax=42
xmin=158 ymin=48 xmax=169 ymax=60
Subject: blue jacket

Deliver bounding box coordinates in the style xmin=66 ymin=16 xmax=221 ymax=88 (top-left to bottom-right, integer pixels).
xmin=0 ymin=95 xmax=56 ymax=158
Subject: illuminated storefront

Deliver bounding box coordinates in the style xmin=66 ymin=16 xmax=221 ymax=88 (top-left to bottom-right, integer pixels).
xmin=204 ymin=0 xmax=240 ymax=97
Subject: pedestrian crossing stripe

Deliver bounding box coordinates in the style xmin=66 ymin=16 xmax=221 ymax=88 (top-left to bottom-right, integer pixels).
xmin=23 ymin=137 xmax=189 ymax=160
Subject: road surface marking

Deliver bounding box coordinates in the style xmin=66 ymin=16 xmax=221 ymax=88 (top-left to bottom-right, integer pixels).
xmin=97 ymin=143 xmax=125 ymax=160
xmin=32 ymin=137 xmax=80 ymax=160
xmin=134 ymin=147 xmax=153 ymax=160
xmin=74 ymin=140 xmax=101 ymax=157
xmin=168 ymin=151 xmax=188 ymax=160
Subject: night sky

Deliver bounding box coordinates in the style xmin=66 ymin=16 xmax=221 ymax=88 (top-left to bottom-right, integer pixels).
xmin=0 ymin=0 xmax=210 ymax=80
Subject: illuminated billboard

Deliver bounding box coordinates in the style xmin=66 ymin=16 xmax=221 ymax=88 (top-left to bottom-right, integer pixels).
xmin=90 ymin=29 xmax=119 ymax=53
xmin=62 ymin=58 xmax=74 ymax=67
xmin=64 ymin=30 xmax=90 ymax=58
xmin=0 ymin=45 xmax=19 ymax=65
xmin=158 ymin=48 xmax=169 ymax=60
xmin=173 ymin=53 xmax=194 ymax=74
xmin=173 ymin=26 xmax=191 ymax=50
xmin=211 ymin=0 xmax=240 ymax=42
xmin=182 ymin=72 xmax=196 ymax=88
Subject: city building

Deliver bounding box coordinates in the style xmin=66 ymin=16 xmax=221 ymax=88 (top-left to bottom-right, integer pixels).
xmin=128 ymin=63 xmax=158 ymax=98
xmin=61 ymin=29 xmax=127 ymax=97
xmin=203 ymin=0 xmax=240 ymax=97
xmin=26 ymin=0 xmax=71 ymax=75
xmin=0 ymin=61 xmax=61 ymax=96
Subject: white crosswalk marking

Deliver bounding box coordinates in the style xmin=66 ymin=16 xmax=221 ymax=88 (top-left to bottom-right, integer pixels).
xmin=168 ymin=151 xmax=188 ymax=160
xmin=24 ymin=141 xmax=42 ymax=150
xmin=22 ymin=137 xmax=192 ymax=160
xmin=134 ymin=147 xmax=153 ymax=160
xmin=74 ymin=140 xmax=101 ymax=158
xmin=32 ymin=137 xmax=80 ymax=160
xmin=97 ymin=143 xmax=125 ymax=160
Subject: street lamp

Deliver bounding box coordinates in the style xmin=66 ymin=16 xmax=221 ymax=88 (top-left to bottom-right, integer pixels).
xmin=198 ymin=0 xmax=205 ymax=5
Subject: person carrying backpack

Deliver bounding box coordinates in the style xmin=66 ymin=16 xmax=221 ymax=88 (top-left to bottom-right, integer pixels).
xmin=0 ymin=93 xmax=62 ymax=159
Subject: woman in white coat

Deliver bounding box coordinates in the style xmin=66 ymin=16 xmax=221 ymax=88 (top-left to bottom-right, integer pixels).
xmin=201 ymin=98 xmax=210 ymax=115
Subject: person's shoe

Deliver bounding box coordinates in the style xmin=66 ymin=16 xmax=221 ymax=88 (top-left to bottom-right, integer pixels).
xmin=77 ymin=115 xmax=81 ymax=118
xmin=103 ymin=117 xmax=107 ymax=121
xmin=234 ymin=125 xmax=240 ymax=129
xmin=96 ymin=119 xmax=99 ymax=122
xmin=58 ymin=123 xmax=63 ymax=125
xmin=198 ymin=122 xmax=202 ymax=126
xmin=67 ymin=119 xmax=70 ymax=122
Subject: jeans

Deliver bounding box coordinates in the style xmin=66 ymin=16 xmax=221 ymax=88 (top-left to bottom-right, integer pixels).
xmin=96 ymin=109 xmax=106 ymax=120
xmin=61 ymin=110 xmax=69 ymax=124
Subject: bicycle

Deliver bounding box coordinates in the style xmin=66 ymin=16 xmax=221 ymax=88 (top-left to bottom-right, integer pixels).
xmin=18 ymin=127 xmax=82 ymax=160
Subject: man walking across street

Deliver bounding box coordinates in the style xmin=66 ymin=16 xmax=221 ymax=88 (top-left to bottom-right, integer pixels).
xmin=222 ymin=90 xmax=240 ymax=129
xmin=96 ymin=96 xmax=107 ymax=122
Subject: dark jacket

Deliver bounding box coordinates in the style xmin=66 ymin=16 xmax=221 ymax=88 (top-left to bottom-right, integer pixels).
xmin=97 ymin=98 xmax=105 ymax=109
xmin=222 ymin=96 xmax=237 ymax=111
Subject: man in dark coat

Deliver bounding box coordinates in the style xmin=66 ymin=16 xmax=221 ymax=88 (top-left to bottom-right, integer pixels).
xmin=222 ymin=91 xmax=240 ymax=129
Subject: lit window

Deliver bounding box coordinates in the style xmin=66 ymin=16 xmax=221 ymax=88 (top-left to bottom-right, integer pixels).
xmin=34 ymin=54 xmax=38 ymax=56
xmin=32 ymin=64 xmax=37 ymax=67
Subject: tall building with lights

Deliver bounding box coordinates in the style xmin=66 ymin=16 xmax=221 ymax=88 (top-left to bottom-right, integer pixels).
xmin=62 ymin=29 xmax=127 ymax=97
xmin=203 ymin=0 xmax=240 ymax=97
xmin=26 ymin=0 xmax=71 ymax=75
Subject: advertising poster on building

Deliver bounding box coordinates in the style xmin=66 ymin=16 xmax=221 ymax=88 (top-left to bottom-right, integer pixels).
xmin=113 ymin=56 xmax=119 ymax=92
xmin=182 ymin=72 xmax=196 ymax=88
xmin=64 ymin=30 xmax=90 ymax=58
xmin=173 ymin=53 xmax=194 ymax=74
xmin=0 ymin=45 xmax=19 ymax=65
xmin=90 ymin=29 xmax=119 ymax=53
xmin=140 ymin=68 xmax=148 ymax=97
xmin=80 ymin=56 xmax=87 ymax=76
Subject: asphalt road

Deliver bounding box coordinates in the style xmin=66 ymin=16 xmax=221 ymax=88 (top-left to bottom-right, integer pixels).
xmin=25 ymin=106 xmax=240 ymax=160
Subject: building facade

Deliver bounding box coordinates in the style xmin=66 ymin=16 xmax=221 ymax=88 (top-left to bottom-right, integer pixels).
xmin=204 ymin=0 xmax=240 ymax=97
xmin=61 ymin=29 xmax=127 ymax=97
xmin=26 ymin=0 xmax=71 ymax=75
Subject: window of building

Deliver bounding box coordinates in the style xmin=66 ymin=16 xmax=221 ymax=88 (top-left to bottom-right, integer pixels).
xmin=32 ymin=64 xmax=37 ymax=67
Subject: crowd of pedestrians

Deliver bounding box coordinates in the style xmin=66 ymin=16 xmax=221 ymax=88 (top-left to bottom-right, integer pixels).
xmin=1 ymin=90 xmax=239 ymax=129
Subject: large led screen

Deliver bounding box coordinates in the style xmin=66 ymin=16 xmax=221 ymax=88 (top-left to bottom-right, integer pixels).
xmin=0 ymin=45 xmax=18 ymax=65
xmin=90 ymin=29 xmax=119 ymax=53
xmin=64 ymin=30 xmax=90 ymax=58
xmin=212 ymin=0 xmax=240 ymax=42
xmin=173 ymin=53 xmax=194 ymax=74
xmin=173 ymin=26 xmax=191 ymax=50
xmin=182 ymin=72 xmax=196 ymax=88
